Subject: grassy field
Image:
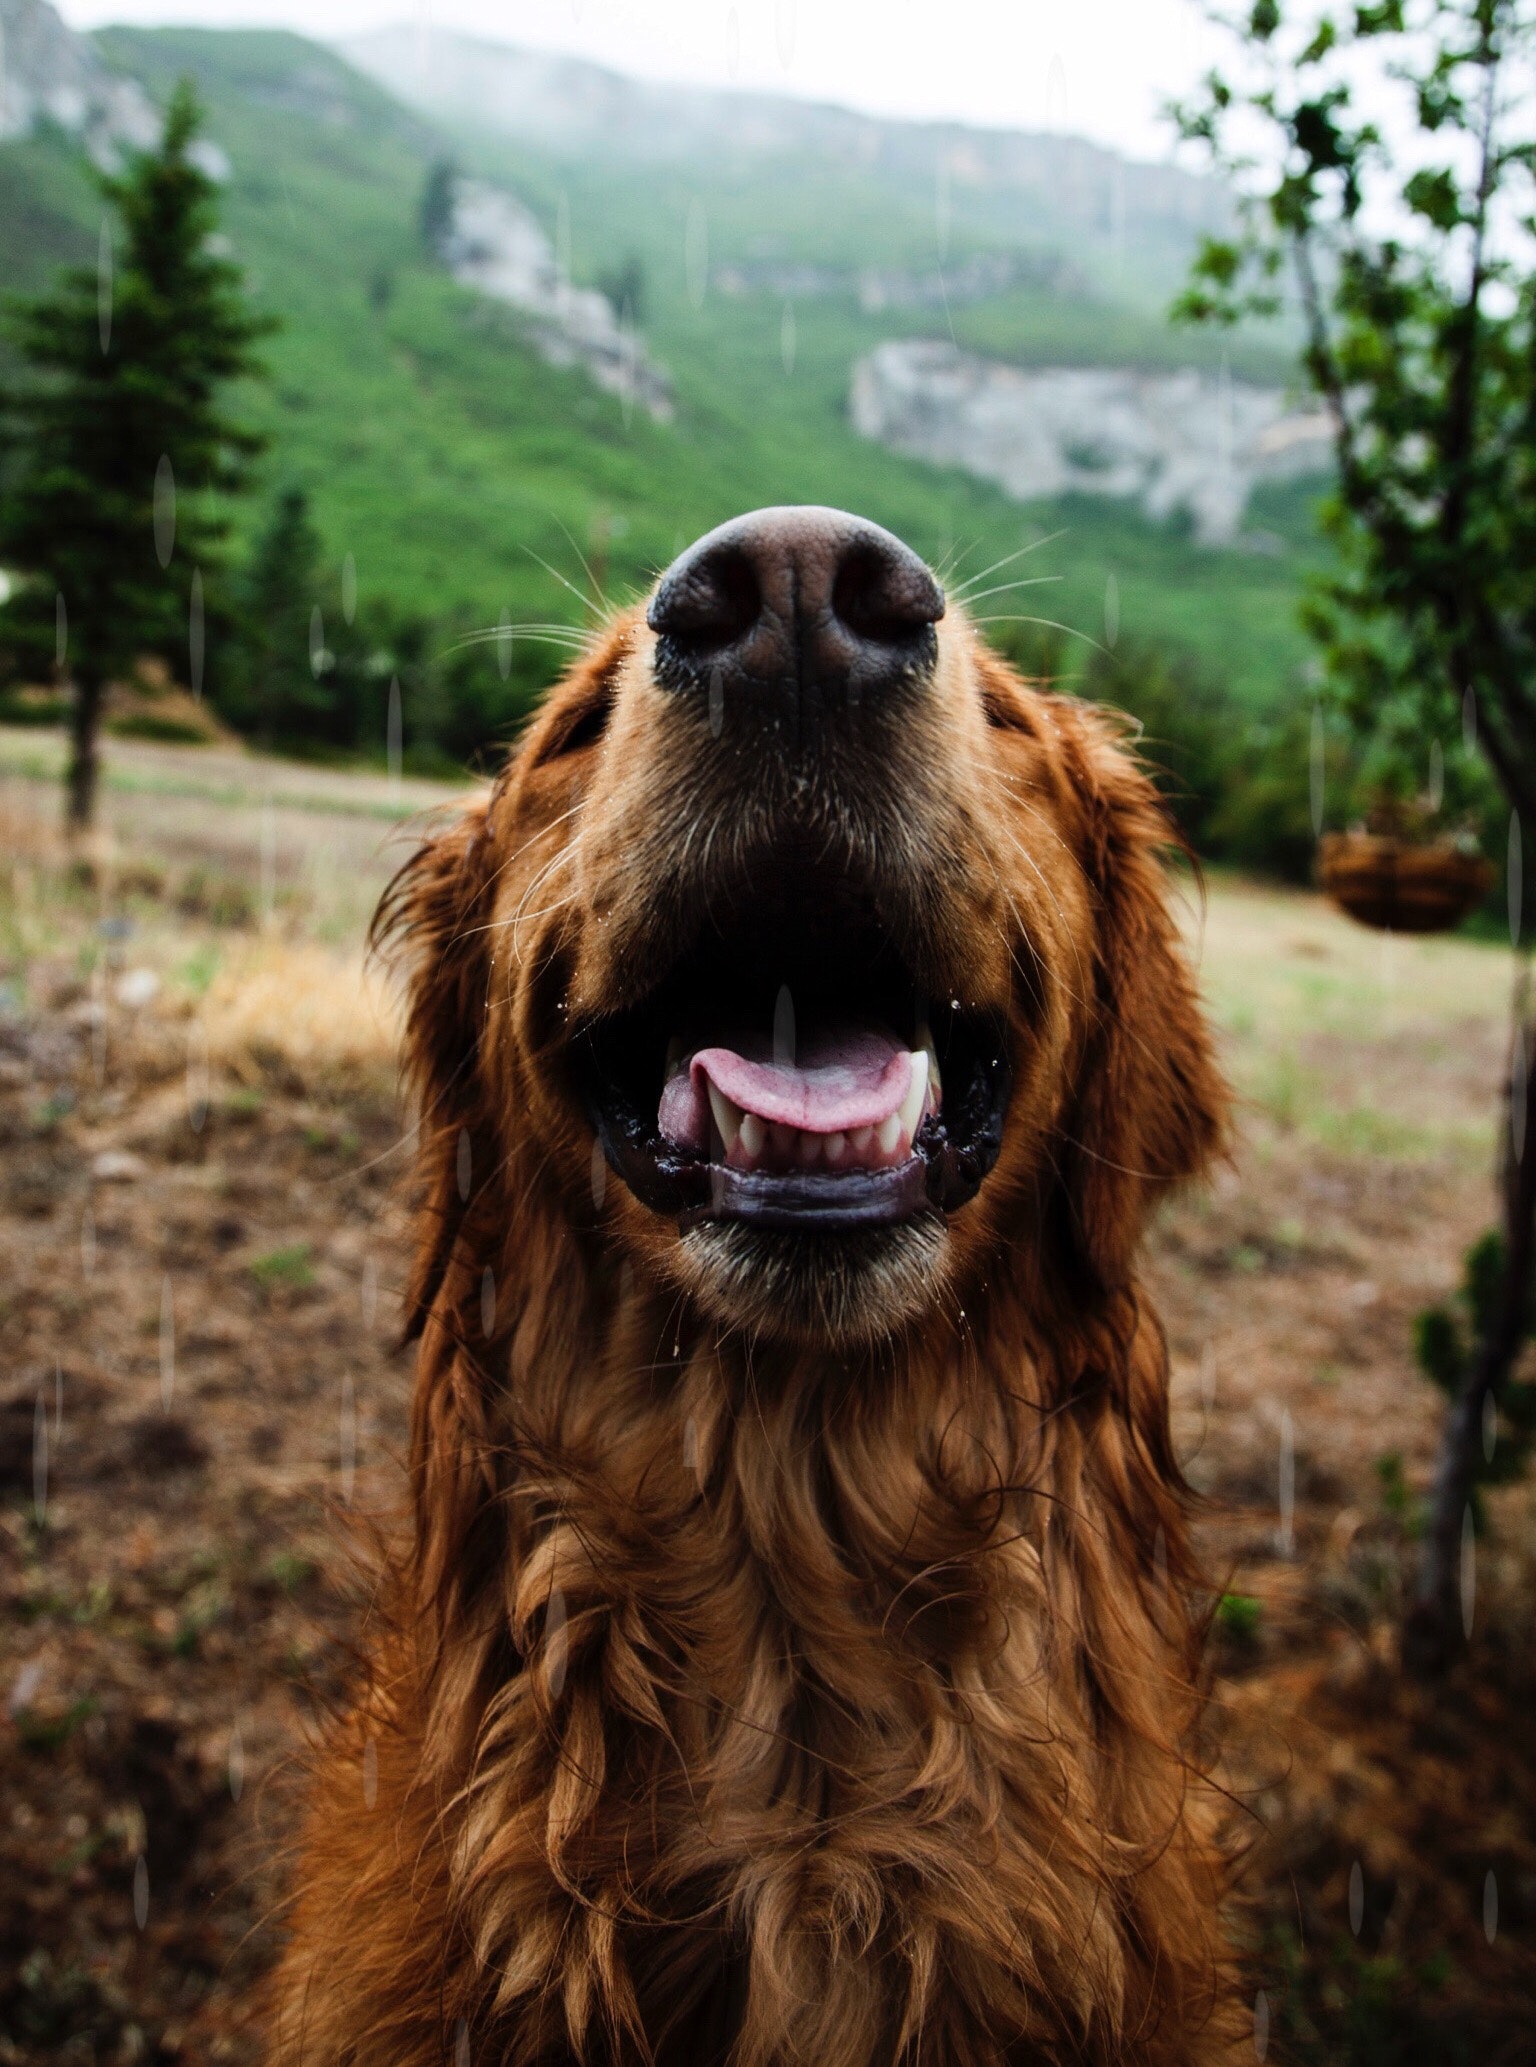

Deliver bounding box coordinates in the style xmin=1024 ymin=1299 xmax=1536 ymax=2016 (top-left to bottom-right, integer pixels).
xmin=0 ymin=28 xmax=1322 ymax=725
xmin=0 ymin=732 xmax=1532 ymax=2062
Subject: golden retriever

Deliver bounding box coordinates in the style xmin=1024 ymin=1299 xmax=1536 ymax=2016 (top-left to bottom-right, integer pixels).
xmin=272 ymin=507 xmax=1236 ymax=2065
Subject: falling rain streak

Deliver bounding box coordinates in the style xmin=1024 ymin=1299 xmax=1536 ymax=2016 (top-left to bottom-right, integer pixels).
xmin=189 ymin=568 xmax=205 ymax=696
xmin=153 ymin=455 xmax=176 ymax=568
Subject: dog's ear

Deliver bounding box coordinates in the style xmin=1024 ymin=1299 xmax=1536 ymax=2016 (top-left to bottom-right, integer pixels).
xmin=1053 ymin=701 xmax=1228 ymax=1291
xmin=371 ymin=800 xmax=496 ymax=1340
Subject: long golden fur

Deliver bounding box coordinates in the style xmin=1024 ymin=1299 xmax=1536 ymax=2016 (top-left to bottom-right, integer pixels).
xmin=270 ymin=539 xmax=1238 ymax=2065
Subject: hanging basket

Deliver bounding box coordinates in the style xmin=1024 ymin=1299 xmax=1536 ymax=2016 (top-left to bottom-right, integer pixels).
xmin=1317 ymin=830 xmax=1494 ymax=935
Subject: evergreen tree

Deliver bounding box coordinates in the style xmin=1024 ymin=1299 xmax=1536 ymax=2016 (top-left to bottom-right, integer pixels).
xmin=216 ymin=485 xmax=329 ymax=744
xmin=0 ymin=80 xmax=271 ymax=831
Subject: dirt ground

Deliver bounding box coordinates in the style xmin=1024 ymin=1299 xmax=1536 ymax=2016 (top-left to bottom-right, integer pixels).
xmin=1 ymin=731 xmax=1533 ymax=2065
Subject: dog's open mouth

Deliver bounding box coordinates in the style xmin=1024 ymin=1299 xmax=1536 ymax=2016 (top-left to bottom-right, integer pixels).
xmin=577 ymin=896 xmax=1011 ymax=1231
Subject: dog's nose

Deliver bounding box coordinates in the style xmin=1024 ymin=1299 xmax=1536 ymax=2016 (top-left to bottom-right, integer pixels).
xmin=647 ymin=505 xmax=944 ymax=737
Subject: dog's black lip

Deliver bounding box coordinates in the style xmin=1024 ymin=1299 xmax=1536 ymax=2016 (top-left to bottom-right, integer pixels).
xmin=583 ymin=1043 xmax=1010 ymax=1232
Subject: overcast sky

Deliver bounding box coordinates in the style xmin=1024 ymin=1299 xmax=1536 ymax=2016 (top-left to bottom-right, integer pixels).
xmin=57 ymin=1 xmax=1228 ymax=162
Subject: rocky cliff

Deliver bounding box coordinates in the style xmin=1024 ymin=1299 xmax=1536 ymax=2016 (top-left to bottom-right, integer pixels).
xmin=0 ymin=0 xmax=157 ymax=162
xmin=851 ymin=340 xmax=1331 ymax=547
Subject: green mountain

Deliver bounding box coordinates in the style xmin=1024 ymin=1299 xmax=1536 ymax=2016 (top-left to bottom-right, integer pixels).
xmin=0 ymin=23 xmax=1321 ymax=730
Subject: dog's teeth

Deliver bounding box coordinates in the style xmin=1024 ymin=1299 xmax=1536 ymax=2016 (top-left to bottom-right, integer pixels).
xmin=897 ymin=1051 xmax=930 ymax=1151
xmin=824 ymin=1131 xmax=847 ymax=1165
xmin=876 ymin=1112 xmax=902 ymax=1156
xmin=798 ymin=1131 xmax=821 ymax=1166
xmin=918 ymin=1021 xmax=942 ymax=1102
xmin=769 ymin=1122 xmax=797 ymax=1159
xmin=848 ymin=1125 xmax=874 ymax=1153
xmin=738 ymin=1112 xmax=767 ymax=1161
xmin=708 ymin=1085 xmax=742 ymax=1156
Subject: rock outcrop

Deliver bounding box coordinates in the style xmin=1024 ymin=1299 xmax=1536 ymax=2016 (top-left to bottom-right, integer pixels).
xmin=851 ymin=340 xmax=1332 ymax=546
xmin=0 ymin=0 xmax=157 ymax=162
xmin=443 ymin=179 xmax=672 ymax=422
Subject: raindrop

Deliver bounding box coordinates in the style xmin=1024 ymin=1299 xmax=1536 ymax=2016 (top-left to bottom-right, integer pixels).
xmin=1483 ymin=1867 xmax=1498 ymax=1944
xmin=1277 ymin=1407 xmax=1295 ymax=1556
xmin=309 ymin=605 xmax=326 ymax=679
xmin=1460 ymin=1503 xmax=1476 ymax=1639
xmin=1310 ymin=703 xmax=1325 ymax=836
xmin=1428 ymin=737 xmax=1444 ymax=812
xmin=1102 ymin=572 xmax=1120 ymax=651
xmin=1508 ymin=811 xmax=1522 ymax=948
xmin=387 ymin=677 xmax=403 ymax=803
xmin=363 ymin=1735 xmax=378 ymax=1809
xmin=683 ymin=1414 xmax=699 ymax=1477
xmin=1199 ymin=1341 xmax=1217 ymax=1412
xmin=228 ymin=1725 xmax=245 ymax=1802
xmin=153 ymin=455 xmax=176 ymax=569
xmin=339 ymin=1372 xmax=356 ymax=1505
xmin=545 ymin=1583 xmax=568 ymax=1700
xmin=159 ymin=1275 xmax=175 ymax=1408
xmin=133 ymin=1855 xmax=149 ymax=1930
xmin=55 ymin=590 xmax=68 ymax=670
xmin=188 ymin=569 xmax=205 ymax=698
xmin=186 ymin=1016 xmax=210 ymax=1132
xmin=590 ymin=1137 xmax=607 ymax=1211
xmin=1482 ymin=1388 xmax=1497 ymax=1465
xmin=97 ymin=216 xmax=113 ymax=352
xmin=32 ymin=1391 xmax=47 ymax=1527
xmin=1462 ymin=684 xmax=1477 ymax=751
xmin=455 ymin=2021 xmax=470 ymax=2067
xmin=1348 ymin=1860 xmax=1364 ymax=1935
xmin=456 ymin=1127 xmax=472 ymax=1202
xmin=480 ymin=1266 xmax=496 ymax=1340
xmin=1252 ymin=1987 xmax=1269 ymax=2061
xmin=80 ymin=1204 xmax=96 ymax=1278
xmin=708 ymin=663 xmax=725 ymax=740
xmin=773 ymin=985 xmax=796 ymax=1068
xmin=496 ymin=613 xmax=513 ymax=683
xmin=780 ymin=300 xmax=796 ymax=378
xmin=259 ymin=797 xmax=277 ymax=925
xmin=341 ymin=552 xmax=357 ymax=626
xmin=775 ymin=0 xmax=796 ymax=68
xmin=685 ymin=199 xmax=709 ymax=310
xmin=361 ymin=1253 xmax=379 ymax=1330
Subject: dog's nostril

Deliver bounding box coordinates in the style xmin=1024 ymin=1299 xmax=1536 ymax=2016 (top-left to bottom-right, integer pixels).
xmin=648 ymin=545 xmax=760 ymax=654
xmin=832 ymin=540 xmax=943 ymax=645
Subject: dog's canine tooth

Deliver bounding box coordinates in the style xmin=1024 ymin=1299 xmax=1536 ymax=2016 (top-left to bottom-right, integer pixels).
xmin=898 ymin=1050 xmax=930 ymax=1150
xmin=738 ymin=1112 xmax=767 ymax=1161
xmin=708 ymin=1085 xmax=743 ymax=1155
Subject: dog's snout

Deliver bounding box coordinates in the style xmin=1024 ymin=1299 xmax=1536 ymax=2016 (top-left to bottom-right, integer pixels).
xmin=647 ymin=505 xmax=944 ymax=735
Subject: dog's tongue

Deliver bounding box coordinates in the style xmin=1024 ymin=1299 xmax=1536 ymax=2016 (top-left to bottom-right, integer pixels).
xmin=658 ymin=1026 xmax=928 ymax=1164
xmin=694 ymin=1029 xmax=910 ymax=1133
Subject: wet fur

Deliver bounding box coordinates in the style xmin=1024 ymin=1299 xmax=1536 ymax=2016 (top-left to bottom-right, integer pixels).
xmin=270 ymin=604 xmax=1240 ymax=2064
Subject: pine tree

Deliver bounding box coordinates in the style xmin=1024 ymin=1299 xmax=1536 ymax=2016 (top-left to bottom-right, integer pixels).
xmin=0 ymin=79 xmax=271 ymax=831
xmin=217 ymin=485 xmax=331 ymax=744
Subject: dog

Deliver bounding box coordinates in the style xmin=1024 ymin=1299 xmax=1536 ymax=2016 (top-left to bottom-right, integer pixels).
xmin=272 ymin=507 xmax=1236 ymax=2065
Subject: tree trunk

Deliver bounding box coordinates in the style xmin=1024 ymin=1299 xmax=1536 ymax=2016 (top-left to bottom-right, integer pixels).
xmin=65 ymin=670 xmax=104 ymax=835
xmin=1404 ymin=998 xmax=1536 ymax=1677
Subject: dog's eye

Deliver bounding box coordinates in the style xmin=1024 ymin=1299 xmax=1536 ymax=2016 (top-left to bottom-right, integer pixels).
xmin=535 ymin=688 xmax=613 ymax=764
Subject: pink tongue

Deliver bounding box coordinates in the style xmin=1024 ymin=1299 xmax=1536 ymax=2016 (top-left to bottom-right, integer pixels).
xmin=659 ymin=1029 xmax=912 ymax=1151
